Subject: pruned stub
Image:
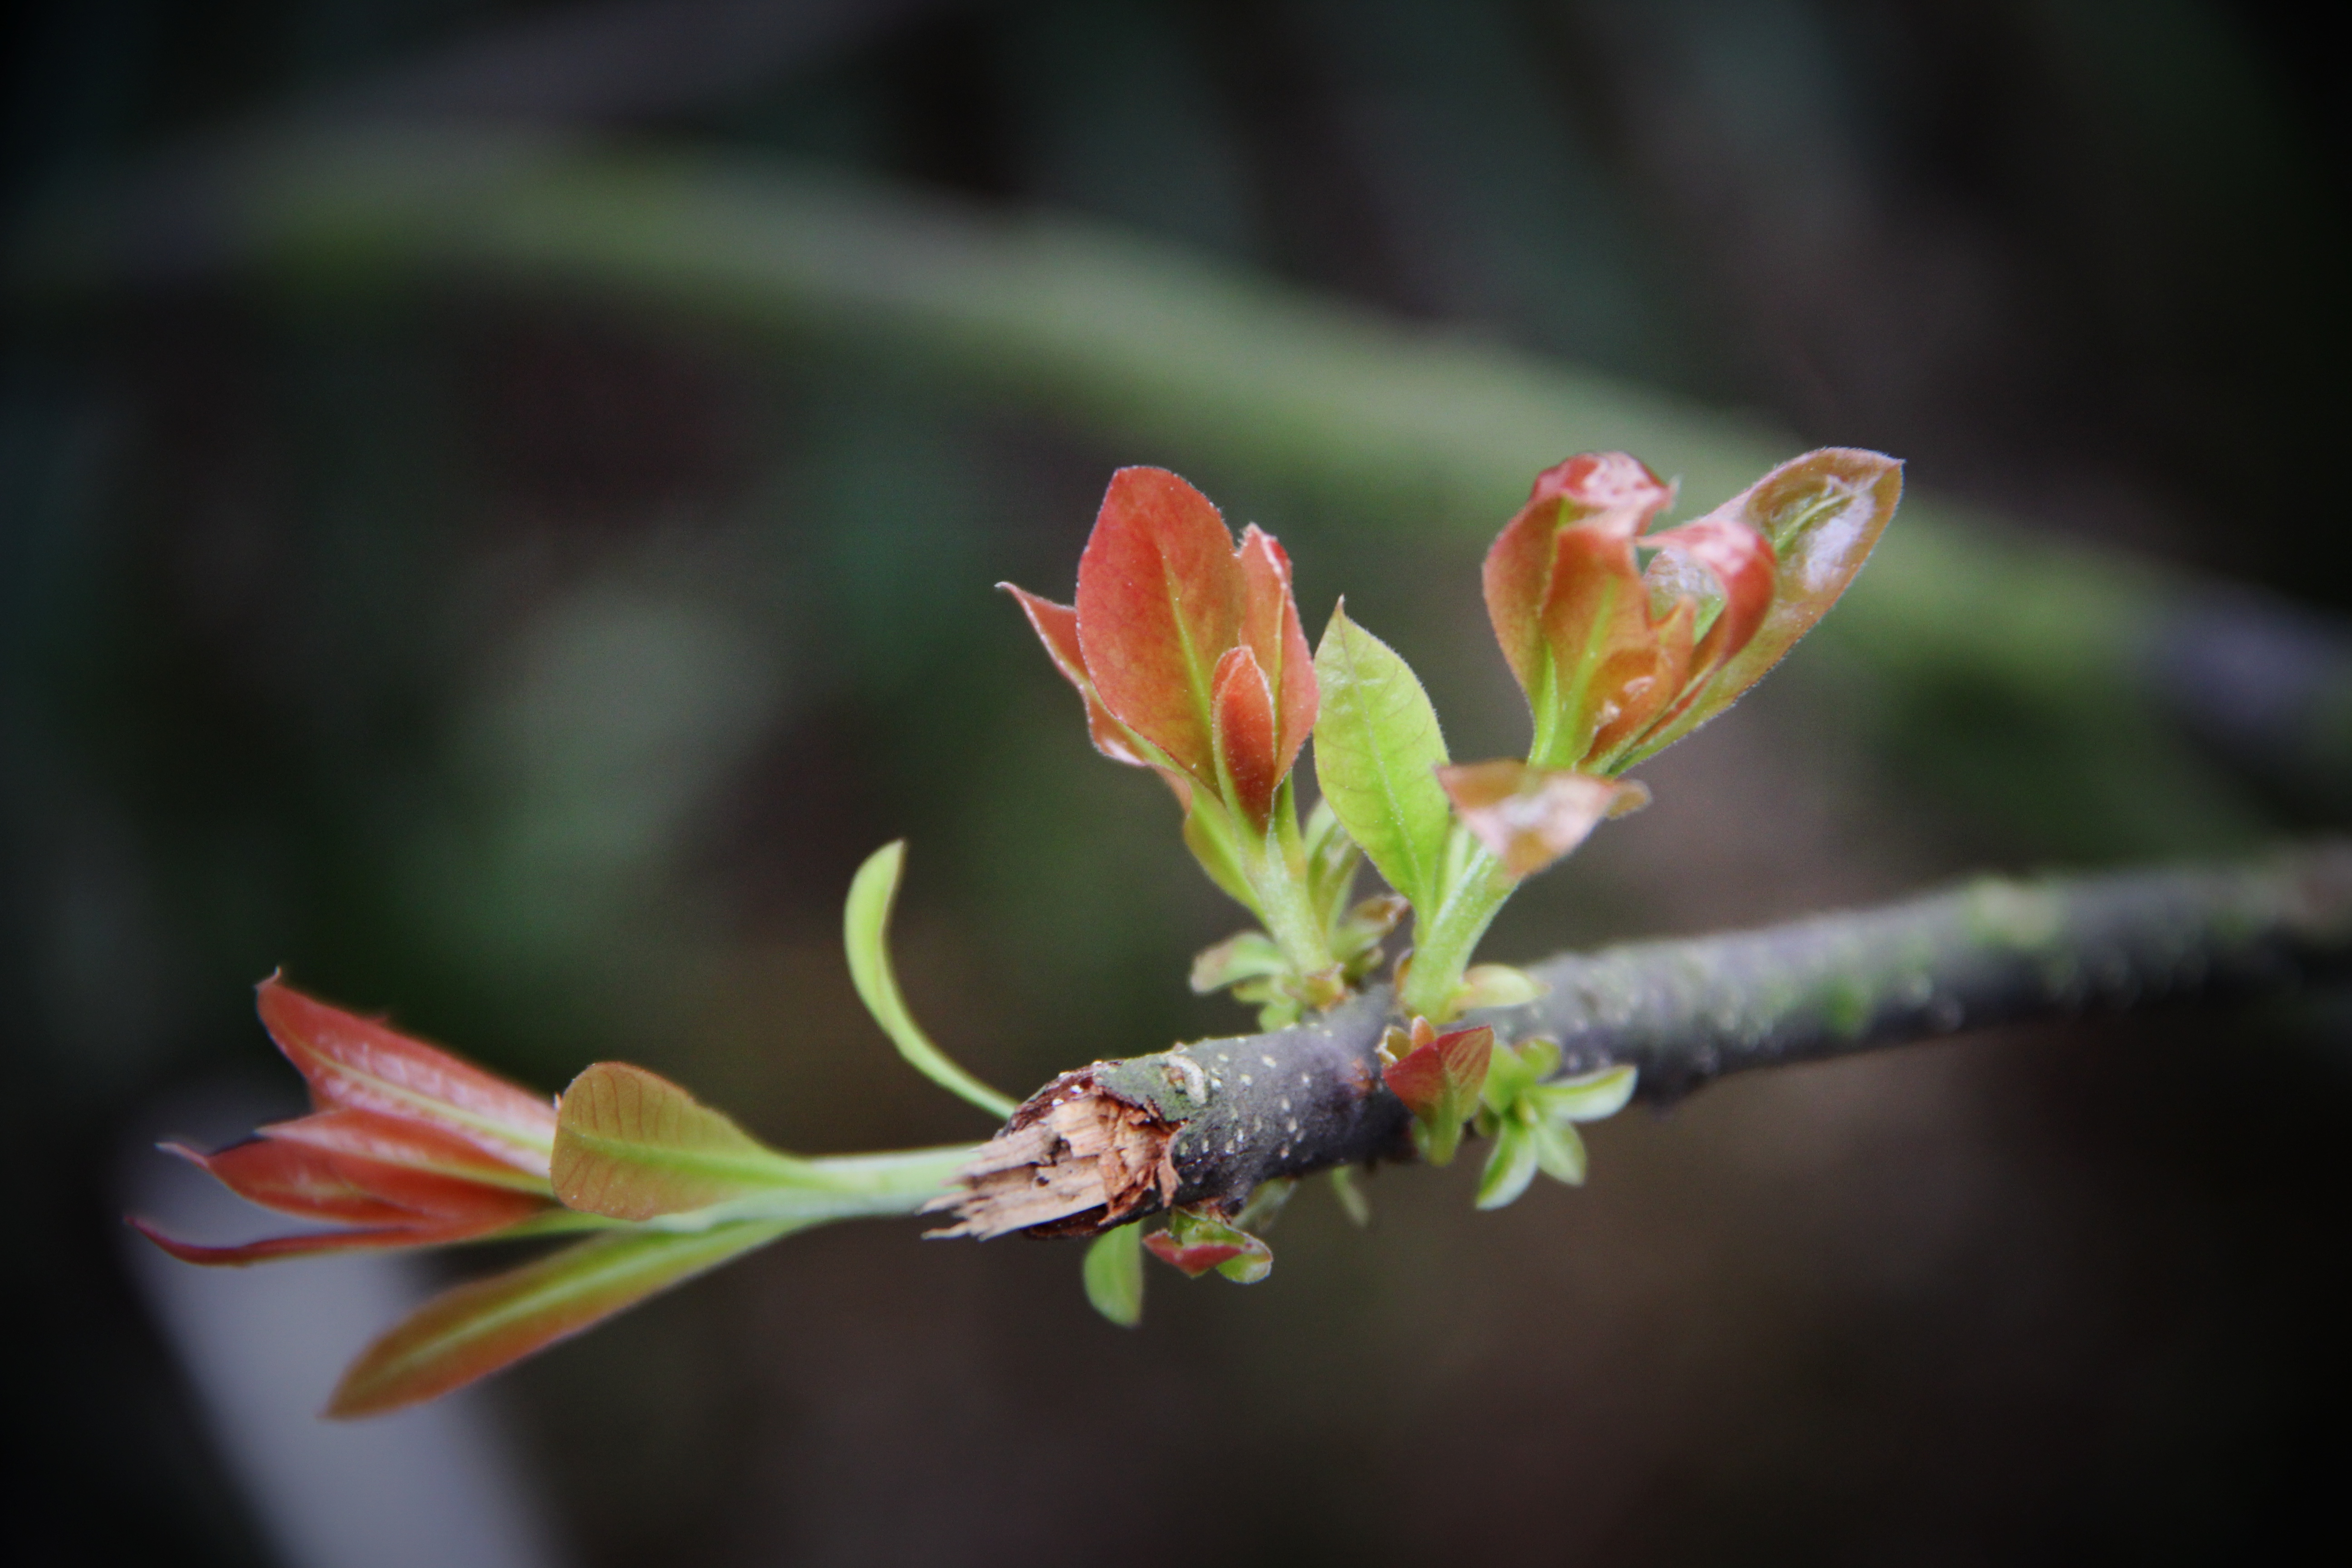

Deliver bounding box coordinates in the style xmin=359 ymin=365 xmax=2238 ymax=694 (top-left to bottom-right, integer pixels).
xmin=924 ymin=1068 xmax=1180 ymax=1240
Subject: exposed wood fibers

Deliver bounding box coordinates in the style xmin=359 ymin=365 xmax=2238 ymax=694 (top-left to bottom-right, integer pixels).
xmin=923 ymin=1069 xmax=1179 ymax=1240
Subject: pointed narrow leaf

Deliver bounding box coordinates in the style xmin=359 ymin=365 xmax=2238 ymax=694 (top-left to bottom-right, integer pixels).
xmin=167 ymin=1137 xmax=548 ymax=1230
xmin=1074 ymin=466 xmax=1245 ymax=784
xmin=1626 ymin=449 xmax=1902 ymax=761
xmin=998 ymin=584 xmax=1155 ymax=770
xmin=260 ymin=1108 xmax=555 ymax=1196
xmin=127 ymin=1215 xmax=490 ymax=1266
xmin=1236 ymin=524 xmax=1318 ymax=777
xmin=1475 ymin=1125 xmax=1542 ymax=1210
xmin=327 ymin=1220 xmax=801 ymax=1417
xmin=552 ymin=1063 xmax=812 ymax=1220
xmin=1310 ymin=603 xmax=1454 ymax=911
xmin=843 ymin=843 xmax=1018 ymax=1120
xmin=1210 ymin=644 xmax=1281 ymax=826
xmin=1082 ymin=1222 xmax=1145 ymax=1327
xmin=1436 ymin=761 xmax=1647 ymax=879
xmin=256 ymin=977 xmax=555 ymax=1175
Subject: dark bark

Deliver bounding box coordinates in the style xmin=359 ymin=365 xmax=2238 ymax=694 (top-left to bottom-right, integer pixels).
xmin=932 ymin=842 xmax=2352 ymax=1238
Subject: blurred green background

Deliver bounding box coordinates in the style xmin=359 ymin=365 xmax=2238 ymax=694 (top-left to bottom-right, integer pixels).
xmin=6 ymin=1 xmax=2348 ymax=1563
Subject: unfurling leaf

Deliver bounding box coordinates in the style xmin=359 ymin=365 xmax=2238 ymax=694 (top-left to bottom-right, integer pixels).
xmin=255 ymin=975 xmax=556 ymax=1176
xmin=1621 ymin=448 xmax=1902 ymax=763
xmin=1056 ymin=469 xmax=1317 ymax=795
xmin=1210 ymin=645 xmax=1282 ymax=827
xmin=1378 ymin=1020 xmax=1494 ymax=1166
xmin=1436 ymin=760 xmax=1649 ymax=879
xmin=327 ymin=1220 xmax=802 ymax=1418
xmin=1083 ymin=1222 xmax=1146 ymax=1328
xmin=1143 ymin=1207 xmax=1274 ymax=1284
xmin=844 ymin=842 xmax=1019 ymax=1120
xmin=1310 ymin=603 xmax=1453 ymax=912
xmin=131 ymin=980 xmax=567 ymax=1264
xmin=1530 ymin=1063 xmax=1639 ymax=1125
xmin=552 ymin=1063 xmax=809 ymax=1220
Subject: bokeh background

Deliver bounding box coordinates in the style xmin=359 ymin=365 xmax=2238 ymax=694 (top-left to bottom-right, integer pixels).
xmin=7 ymin=2 xmax=2348 ymax=1563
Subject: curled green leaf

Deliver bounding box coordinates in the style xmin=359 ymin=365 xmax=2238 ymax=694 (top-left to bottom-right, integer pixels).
xmin=553 ymin=1062 xmax=810 ymax=1221
xmin=845 ymin=842 xmax=1018 ymax=1121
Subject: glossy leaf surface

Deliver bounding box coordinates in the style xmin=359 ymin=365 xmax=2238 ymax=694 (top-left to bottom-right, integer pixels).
xmin=1625 ymin=448 xmax=1902 ymax=760
xmin=328 ymin=1220 xmax=802 ymax=1417
xmin=1310 ymin=603 xmax=1453 ymax=911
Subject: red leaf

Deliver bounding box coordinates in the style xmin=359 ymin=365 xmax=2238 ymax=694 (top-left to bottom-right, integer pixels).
xmin=1075 ymin=467 xmax=1246 ymax=786
xmin=1210 ymin=645 xmax=1281 ymax=828
xmin=999 ymin=585 xmax=1154 ymax=770
xmin=1436 ymin=760 xmax=1648 ymax=878
xmin=126 ymin=1216 xmax=490 ymax=1266
xmin=1625 ymin=449 xmax=1902 ymax=760
xmin=1142 ymin=1230 xmax=1246 ymax=1277
xmin=256 ymin=977 xmax=556 ymax=1178
xmin=1237 ymin=524 xmax=1317 ymax=780
xmin=1379 ymin=1021 xmax=1494 ymax=1123
xmin=259 ymin=1107 xmax=553 ymax=1195
xmin=1484 ymin=453 xmax=1675 ymax=699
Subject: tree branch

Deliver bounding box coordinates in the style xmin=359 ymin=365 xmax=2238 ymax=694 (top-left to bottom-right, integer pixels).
xmin=931 ymin=842 xmax=2352 ymax=1238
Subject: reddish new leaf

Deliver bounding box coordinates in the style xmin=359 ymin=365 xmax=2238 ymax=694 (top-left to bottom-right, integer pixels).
xmin=326 ymin=1220 xmax=801 ymax=1417
xmin=259 ymin=1107 xmax=553 ymax=1195
xmin=1483 ymin=452 xmax=1675 ymax=700
xmin=1142 ymin=1230 xmax=1246 ymax=1277
xmin=1436 ymin=760 xmax=1649 ymax=878
xmin=1235 ymin=524 xmax=1317 ymax=779
xmin=257 ymin=977 xmax=556 ymax=1177
xmin=1379 ymin=1020 xmax=1494 ymax=1166
xmin=1626 ymin=448 xmax=1902 ymax=760
xmin=1074 ymin=466 xmax=1246 ymax=785
xmin=999 ymin=585 xmax=1161 ymax=776
xmin=1210 ymin=645 xmax=1281 ymax=828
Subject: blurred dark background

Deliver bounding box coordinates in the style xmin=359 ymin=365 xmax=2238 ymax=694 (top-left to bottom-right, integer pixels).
xmin=6 ymin=2 xmax=2348 ymax=1564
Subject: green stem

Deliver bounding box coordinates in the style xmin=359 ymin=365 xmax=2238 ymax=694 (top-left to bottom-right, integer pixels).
xmin=1236 ymin=781 xmax=1342 ymax=999
xmin=1399 ymin=848 xmax=1516 ymax=1021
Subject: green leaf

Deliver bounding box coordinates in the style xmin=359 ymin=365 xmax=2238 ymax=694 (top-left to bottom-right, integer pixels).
xmin=327 ymin=1220 xmax=802 ymax=1418
xmin=1529 ymin=1117 xmax=1588 ymax=1186
xmin=1082 ymin=1223 xmax=1145 ymax=1328
xmin=1530 ymin=1063 xmax=1638 ymax=1124
xmin=1190 ymin=929 xmax=1287 ymax=994
xmin=554 ymin=1062 xmax=810 ymax=1221
xmin=844 ymin=842 xmax=1018 ymax=1121
xmin=1475 ymin=1124 xmax=1541 ymax=1210
xmin=1311 ymin=603 xmax=1454 ymax=913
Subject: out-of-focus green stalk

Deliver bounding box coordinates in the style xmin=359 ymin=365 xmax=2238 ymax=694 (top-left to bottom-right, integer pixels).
xmin=3 ymin=128 xmax=2280 ymax=852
